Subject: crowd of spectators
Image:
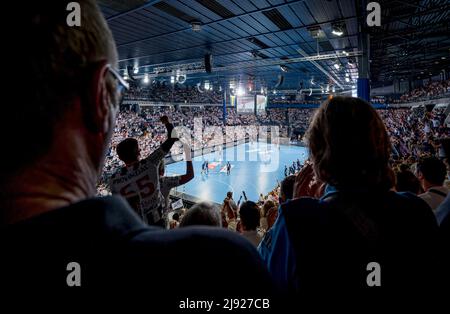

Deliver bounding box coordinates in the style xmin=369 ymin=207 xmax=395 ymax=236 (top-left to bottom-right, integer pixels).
xmin=389 ymin=78 xmax=450 ymax=104
xmin=165 ymin=104 xmax=450 ymax=251
xmin=124 ymin=82 xmax=223 ymax=104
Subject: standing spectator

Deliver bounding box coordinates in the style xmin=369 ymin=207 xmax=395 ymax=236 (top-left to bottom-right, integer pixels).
xmin=1 ymin=1 xmax=274 ymax=308
xmin=259 ymin=96 xmax=438 ymax=298
xmin=395 ymin=168 xmax=422 ymax=195
xmin=110 ymin=120 xmax=177 ymax=226
xmin=417 ymin=157 xmax=449 ymax=211
xmin=239 ymin=201 xmax=262 ymax=246
xmin=279 ymin=175 xmax=296 ymax=203
xmin=222 ymin=191 xmax=238 ymax=230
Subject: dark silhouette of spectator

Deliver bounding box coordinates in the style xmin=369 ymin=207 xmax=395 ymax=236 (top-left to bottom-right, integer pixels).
xmin=417 ymin=157 xmax=449 ymax=211
xmin=179 ymin=202 xmax=222 ymax=227
xmin=1 ymin=1 xmax=273 ymax=309
xmin=259 ymin=96 xmax=439 ymax=303
xmin=239 ymin=201 xmax=262 ymax=246
xmin=395 ymin=169 xmax=422 ymax=194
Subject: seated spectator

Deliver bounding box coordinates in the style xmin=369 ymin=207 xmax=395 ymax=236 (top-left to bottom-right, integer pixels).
xmin=259 ymin=96 xmax=438 ymax=300
xmin=239 ymin=201 xmax=262 ymax=247
xmin=417 ymin=157 xmax=449 ymax=211
xmin=1 ymin=1 xmax=273 ymax=308
xmin=179 ymin=202 xmax=222 ymax=227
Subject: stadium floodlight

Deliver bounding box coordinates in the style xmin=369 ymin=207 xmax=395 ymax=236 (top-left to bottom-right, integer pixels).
xmin=133 ymin=67 xmax=138 ymax=74
xmin=237 ymin=86 xmax=245 ymax=96
xmin=143 ymin=74 xmax=149 ymax=84
xmin=170 ymin=76 xmax=175 ymax=84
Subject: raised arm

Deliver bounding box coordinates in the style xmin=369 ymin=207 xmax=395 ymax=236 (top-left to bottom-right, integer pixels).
xmin=145 ymin=117 xmax=178 ymax=164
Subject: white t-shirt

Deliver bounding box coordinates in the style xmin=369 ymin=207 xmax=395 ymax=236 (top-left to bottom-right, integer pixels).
xmin=419 ymin=186 xmax=449 ymax=211
xmin=110 ymin=146 xmax=166 ymax=222
xmin=160 ymin=175 xmax=181 ymax=211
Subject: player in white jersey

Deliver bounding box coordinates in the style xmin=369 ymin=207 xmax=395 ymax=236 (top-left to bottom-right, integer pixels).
xmin=110 ymin=116 xmax=177 ymax=226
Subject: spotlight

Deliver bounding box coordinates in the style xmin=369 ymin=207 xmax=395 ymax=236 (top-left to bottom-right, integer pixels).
xmin=204 ymin=81 xmax=210 ymax=90
xmin=331 ymin=24 xmax=344 ymax=36
xmin=333 ymin=63 xmax=340 ymax=70
xmin=133 ymin=67 xmax=138 ymax=74
xmin=143 ymin=74 xmax=149 ymax=84
xmin=261 ymin=87 xmax=264 ymax=94
xmin=332 ymin=86 xmax=335 ymax=93
xmin=170 ymin=76 xmax=175 ymax=84
xmin=237 ymin=86 xmax=245 ymax=96
xmin=345 ymin=77 xmax=350 ymax=83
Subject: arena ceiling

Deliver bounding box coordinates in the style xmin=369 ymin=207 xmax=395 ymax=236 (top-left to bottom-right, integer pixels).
xmin=98 ymin=0 xmax=450 ymax=92
xmin=369 ymin=0 xmax=450 ymax=88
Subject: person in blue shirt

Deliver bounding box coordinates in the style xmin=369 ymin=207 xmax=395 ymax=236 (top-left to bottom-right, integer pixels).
xmin=259 ymin=96 xmax=439 ymax=304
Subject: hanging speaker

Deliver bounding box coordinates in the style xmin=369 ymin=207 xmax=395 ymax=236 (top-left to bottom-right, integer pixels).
xmin=275 ymin=75 xmax=284 ymax=88
xmin=204 ymin=54 xmax=212 ymax=73
xmin=126 ymin=66 xmax=136 ymax=81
